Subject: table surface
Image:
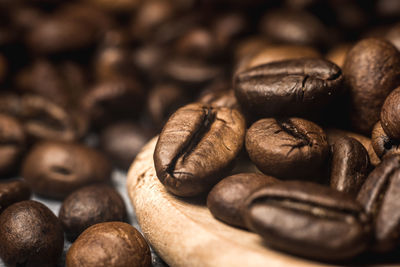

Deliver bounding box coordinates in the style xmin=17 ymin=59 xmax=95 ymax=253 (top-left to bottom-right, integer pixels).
xmin=0 ymin=170 xmax=168 ymax=267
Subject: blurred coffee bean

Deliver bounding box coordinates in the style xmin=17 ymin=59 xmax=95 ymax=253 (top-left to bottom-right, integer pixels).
xmin=131 ymin=44 xmax=166 ymax=78
xmin=0 ymin=180 xmax=31 ymax=214
xmin=207 ymin=173 xmax=278 ymax=228
xmin=385 ymin=23 xmax=400 ymax=51
xmin=246 ymin=118 xmax=329 ymax=180
xmin=260 ymin=9 xmax=329 ymax=47
xmin=381 ymin=86 xmax=400 ymax=139
xmin=59 ymin=184 xmax=127 ymax=241
xmin=9 ymin=5 xmax=43 ymax=32
xmin=376 ymin=0 xmax=400 ymax=19
xmin=85 ymin=0 xmax=141 ymax=13
xmin=343 ymin=38 xmax=400 ymax=134
xmin=0 ymin=114 xmax=25 ymax=177
xmin=0 ymin=94 xmax=86 ymax=142
xmin=15 ymin=59 xmax=87 ymax=107
xmin=234 ymin=36 xmax=271 ymax=63
xmin=81 ymin=79 xmax=144 ymax=128
xmin=66 ymin=222 xmax=151 ymax=267
xmin=371 ymin=121 xmax=400 ymax=158
xmin=325 ymin=43 xmax=352 ymax=67
xmin=326 ymin=128 xmax=381 ymax=166
xmin=0 ymin=200 xmax=64 ymax=267
xmin=22 ymin=141 xmax=112 ymax=199
xmin=330 ymin=136 xmax=370 ymax=195
xmin=357 ymin=155 xmax=400 ymax=252
xmin=173 ymin=27 xmax=217 ymax=59
xmin=147 ymin=84 xmax=188 ymax=128
xmin=234 ymin=58 xmax=343 ymax=118
xmin=212 ymin=12 xmax=247 ymax=50
xmin=236 ymin=44 xmax=320 ymax=74
xmin=26 ymin=16 xmax=97 ymax=54
xmin=154 ymin=103 xmax=246 ymax=196
xmin=245 ymin=181 xmax=371 ymax=261
xmin=100 ymin=122 xmax=151 ymax=170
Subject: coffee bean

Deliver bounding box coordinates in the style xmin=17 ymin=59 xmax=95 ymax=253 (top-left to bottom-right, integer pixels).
xmin=330 ymin=136 xmax=370 ymax=195
xmin=343 ymin=38 xmax=400 ymax=134
xmin=0 ymin=114 xmax=25 ymax=176
xmin=100 ymin=122 xmax=151 ymax=170
xmin=26 ymin=16 xmax=97 ymax=54
xmin=66 ymin=222 xmax=151 ymax=267
xmin=22 ymin=141 xmax=112 ymax=199
xmin=234 ymin=58 xmax=343 ymax=118
xmin=207 ymin=173 xmax=278 ymax=228
xmin=59 ymin=184 xmax=127 ymax=241
xmin=245 ymin=181 xmax=371 ymax=261
xmin=173 ymin=27 xmax=217 ymax=59
xmin=0 ymin=200 xmax=64 ymax=266
xmin=245 ymin=118 xmax=329 ymax=180
xmin=357 ymin=155 xmax=400 ymax=252
xmin=371 ymin=121 xmax=400 ymax=158
xmin=0 ymin=180 xmax=31 ymax=214
xmin=81 ymin=79 xmax=144 ymax=128
xmin=260 ymin=9 xmax=328 ymax=46
xmin=154 ymin=103 xmax=246 ymax=196
xmin=234 ymin=36 xmax=271 ymax=64
xmin=381 ymin=86 xmax=400 ymax=139
xmin=86 ymin=0 xmax=141 ymax=13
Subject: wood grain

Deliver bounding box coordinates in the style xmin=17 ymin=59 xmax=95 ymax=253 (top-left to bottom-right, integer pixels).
xmin=126 ymin=137 xmax=395 ymax=267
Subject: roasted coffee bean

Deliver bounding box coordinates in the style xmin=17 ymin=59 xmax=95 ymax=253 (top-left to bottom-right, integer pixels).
xmin=236 ymin=44 xmax=320 ymax=74
xmin=212 ymin=12 xmax=247 ymax=50
xmin=343 ymin=38 xmax=400 ymax=134
xmin=66 ymin=222 xmax=151 ymax=267
xmin=154 ymin=103 xmax=246 ymax=197
xmin=22 ymin=141 xmax=112 ymax=199
xmin=330 ymin=136 xmax=370 ymax=195
xmin=26 ymin=16 xmax=97 ymax=54
xmin=147 ymin=84 xmax=188 ymax=128
xmin=207 ymin=173 xmax=278 ymax=228
xmin=234 ymin=36 xmax=271 ymax=64
xmin=0 ymin=94 xmax=86 ymax=141
xmin=0 ymin=114 xmax=25 ymax=176
xmin=357 ymin=155 xmax=400 ymax=252
xmin=0 ymin=180 xmax=31 ymax=214
xmin=81 ymin=79 xmax=144 ymax=128
xmin=381 ymin=86 xmax=400 ymax=140
xmin=100 ymin=122 xmax=151 ymax=170
xmin=245 ymin=181 xmax=371 ymax=261
xmin=326 ymin=43 xmax=352 ymax=68
xmin=260 ymin=9 xmax=328 ymax=47
xmin=326 ymin=128 xmax=381 ymax=166
xmin=0 ymin=200 xmax=64 ymax=267
xmin=173 ymin=27 xmax=217 ymax=59
xmin=371 ymin=121 xmax=400 ymax=158
xmin=246 ymin=118 xmax=329 ymax=180
xmin=59 ymin=184 xmax=127 ymax=241
xmin=234 ymin=58 xmax=343 ymax=118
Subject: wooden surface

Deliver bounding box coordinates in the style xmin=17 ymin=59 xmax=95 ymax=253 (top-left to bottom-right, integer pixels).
xmin=127 ymin=137 xmax=398 ymax=267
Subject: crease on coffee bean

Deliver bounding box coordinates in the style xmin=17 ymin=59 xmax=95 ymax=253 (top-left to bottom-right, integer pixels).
xmin=275 ymin=119 xmax=313 ymax=155
xmin=51 ymin=165 xmax=72 ymax=175
xmin=166 ymin=107 xmax=216 ymax=178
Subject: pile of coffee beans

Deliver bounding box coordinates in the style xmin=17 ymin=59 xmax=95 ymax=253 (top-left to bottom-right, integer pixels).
xmin=2 ymin=0 xmax=400 ymax=265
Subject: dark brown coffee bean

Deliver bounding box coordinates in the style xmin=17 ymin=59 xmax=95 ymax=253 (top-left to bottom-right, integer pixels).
xmin=0 ymin=180 xmax=31 ymax=214
xmin=343 ymin=38 xmax=400 ymax=134
xmin=260 ymin=9 xmax=328 ymax=46
xmin=357 ymin=155 xmax=400 ymax=252
xmin=22 ymin=141 xmax=112 ymax=199
xmin=236 ymin=44 xmax=320 ymax=74
xmin=330 ymin=136 xmax=370 ymax=195
xmin=326 ymin=128 xmax=381 ymax=166
xmin=371 ymin=121 xmax=400 ymax=158
xmin=245 ymin=181 xmax=371 ymax=261
xmin=381 ymin=86 xmax=400 ymax=140
xmin=100 ymin=122 xmax=151 ymax=170
xmin=147 ymin=84 xmax=188 ymax=128
xmin=173 ymin=27 xmax=217 ymax=59
xmin=207 ymin=173 xmax=278 ymax=228
xmin=66 ymin=222 xmax=151 ymax=267
xmin=81 ymin=79 xmax=144 ymax=128
xmin=59 ymin=184 xmax=127 ymax=241
xmin=0 ymin=114 xmax=25 ymax=176
xmin=245 ymin=118 xmax=329 ymax=180
xmin=154 ymin=103 xmax=246 ymax=197
xmin=0 ymin=94 xmax=86 ymax=142
xmin=26 ymin=16 xmax=97 ymax=54
xmin=0 ymin=200 xmax=64 ymax=266
xmin=234 ymin=58 xmax=343 ymax=118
